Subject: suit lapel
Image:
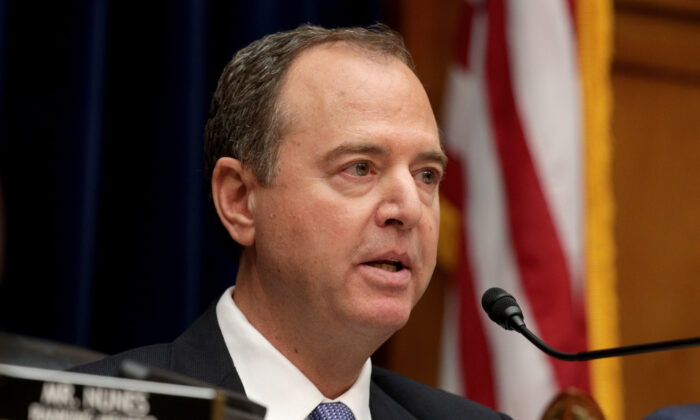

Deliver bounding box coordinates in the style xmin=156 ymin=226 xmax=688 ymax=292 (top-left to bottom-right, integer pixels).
xmin=369 ymin=380 xmax=418 ymax=419
xmin=169 ymin=302 xmax=246 ymax=394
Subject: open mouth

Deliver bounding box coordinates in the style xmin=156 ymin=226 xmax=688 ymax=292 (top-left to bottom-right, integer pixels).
xmin=364 ymin=260 xmax=404 ymax=273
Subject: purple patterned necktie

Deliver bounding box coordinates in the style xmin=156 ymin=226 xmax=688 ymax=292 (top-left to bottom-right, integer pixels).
xmin=308 ymin=402 xmax=356 ymax=420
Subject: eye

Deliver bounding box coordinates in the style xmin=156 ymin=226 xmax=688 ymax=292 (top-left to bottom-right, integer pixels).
xmin=418 ymin=168 xmax=440 ymax=185
xmin=345 ymin=161 xmax=372 ymax=176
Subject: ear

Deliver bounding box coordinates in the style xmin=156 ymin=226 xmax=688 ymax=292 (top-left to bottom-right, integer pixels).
xmin=211 ymin=157 xmax=257 ymax=247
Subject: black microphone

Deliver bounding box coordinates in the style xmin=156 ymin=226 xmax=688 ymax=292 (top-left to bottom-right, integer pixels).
xmin=481 ymin=287 xmax=700 ymax=361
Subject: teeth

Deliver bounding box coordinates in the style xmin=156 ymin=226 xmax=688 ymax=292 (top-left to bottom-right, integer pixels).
xmin=367 ymin=262 xmax=400 ymax=272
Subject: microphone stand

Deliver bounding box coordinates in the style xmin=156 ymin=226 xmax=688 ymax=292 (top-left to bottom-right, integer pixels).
xmin=512 ymin=323 xmax=700 ymax=361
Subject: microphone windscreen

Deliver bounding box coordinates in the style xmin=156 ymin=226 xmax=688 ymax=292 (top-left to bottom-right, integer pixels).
xmin=481 ymin=287 xmax=510 ymax=313
xmin=481 ymin=287 xmax=523 ymax=330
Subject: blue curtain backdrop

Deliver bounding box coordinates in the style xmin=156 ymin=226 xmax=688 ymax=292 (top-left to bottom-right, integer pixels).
xmin=0 ymin=1 xmax=386 ymax=354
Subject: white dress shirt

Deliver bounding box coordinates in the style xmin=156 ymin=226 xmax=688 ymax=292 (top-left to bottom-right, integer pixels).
xmin=216 ymin=286 xmax=372 ymax=420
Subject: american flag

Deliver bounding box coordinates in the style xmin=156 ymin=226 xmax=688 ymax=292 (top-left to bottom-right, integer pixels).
xmin=437 ymin=1 xmax=590 ymax=418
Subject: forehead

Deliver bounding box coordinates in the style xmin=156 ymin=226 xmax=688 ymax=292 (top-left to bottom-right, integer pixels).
xmin=277 ymin=43 xmax=439 ymax=148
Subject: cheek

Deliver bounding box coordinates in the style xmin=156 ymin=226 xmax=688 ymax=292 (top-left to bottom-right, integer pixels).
xmin=255 ymin=192 xmax=304 ymax=250
xmin=306 ymin=186 xmax=372 ymax=230
xmin=423 ymin=207 xmax=441 ymax=249
xmin=262 ymin=190 xmax=360 ymax=250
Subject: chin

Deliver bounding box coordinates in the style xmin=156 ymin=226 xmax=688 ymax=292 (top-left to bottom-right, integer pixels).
xmin=350 ymin=301 xmax=414 ymax=336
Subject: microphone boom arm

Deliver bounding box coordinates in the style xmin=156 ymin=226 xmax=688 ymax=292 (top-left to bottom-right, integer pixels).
xmin=512 ymin=323 xmax=700 ymax=361
xmin=481 ymin=286 xmax=700 ymax=361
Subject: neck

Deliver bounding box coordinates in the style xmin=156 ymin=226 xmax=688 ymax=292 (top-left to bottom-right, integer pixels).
xmin=233 ymin=248 xmax=388 ymax=398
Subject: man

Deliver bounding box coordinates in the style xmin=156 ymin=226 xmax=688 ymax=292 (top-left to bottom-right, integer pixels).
xmin=77 ymin=24 xmax=510 ymax=419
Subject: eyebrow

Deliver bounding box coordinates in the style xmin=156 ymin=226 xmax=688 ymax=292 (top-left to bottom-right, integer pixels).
xmin=323 ymin=142 xmax=448 ymax=170
xmin=323 ymin=143 xmax=387 ymax=163
xmin=417 ymin=150 xmax=448 ymax=170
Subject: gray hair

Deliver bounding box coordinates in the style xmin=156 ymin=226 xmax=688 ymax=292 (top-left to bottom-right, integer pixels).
xmin=204 ymin=23 xmax=415 ymax=186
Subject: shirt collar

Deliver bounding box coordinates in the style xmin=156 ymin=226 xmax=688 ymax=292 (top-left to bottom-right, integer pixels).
xmin=216 ymin=286 xmax=372 ymax=420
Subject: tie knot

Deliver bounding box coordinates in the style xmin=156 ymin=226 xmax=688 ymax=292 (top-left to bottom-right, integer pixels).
xmin=308 ymin=402 xmax=355 ymax=420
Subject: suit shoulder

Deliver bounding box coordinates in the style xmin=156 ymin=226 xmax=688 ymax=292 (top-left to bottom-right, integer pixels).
xmin=371 ymin=366 xmax=511 ymax=419
xmin=71 ymin=343 xmax=173 ymax=377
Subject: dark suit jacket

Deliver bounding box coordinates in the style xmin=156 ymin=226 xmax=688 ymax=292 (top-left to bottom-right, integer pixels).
xmin=74 ymin=304 xmax=510 ymax=419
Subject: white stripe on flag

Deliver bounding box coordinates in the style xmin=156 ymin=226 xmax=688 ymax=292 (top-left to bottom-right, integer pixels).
xmin=507 ymin=0 xmax=584 ymax=294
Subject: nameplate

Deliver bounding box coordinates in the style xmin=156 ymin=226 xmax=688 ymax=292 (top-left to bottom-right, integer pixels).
xmin=0 ymin=363 xmax=263 ymax=420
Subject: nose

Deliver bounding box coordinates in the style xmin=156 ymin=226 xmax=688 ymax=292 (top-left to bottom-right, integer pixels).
xmin=375 ymin=169 xmax=423 ymax=230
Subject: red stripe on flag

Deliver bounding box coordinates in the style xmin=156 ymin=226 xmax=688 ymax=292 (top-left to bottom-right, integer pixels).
xmin=454 ymin=3 xmax=474 ymax=70
xmin=442 ymin=151 xmax=497 ymax=408
xmin=484 ymin=0 xmax=589 ymax=391
xmin=566 ymin=0 xmax=577 ymax=37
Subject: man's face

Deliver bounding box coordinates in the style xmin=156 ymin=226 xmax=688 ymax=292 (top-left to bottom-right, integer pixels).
xmin=251 ymin=44 xmax=444 ymax=338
